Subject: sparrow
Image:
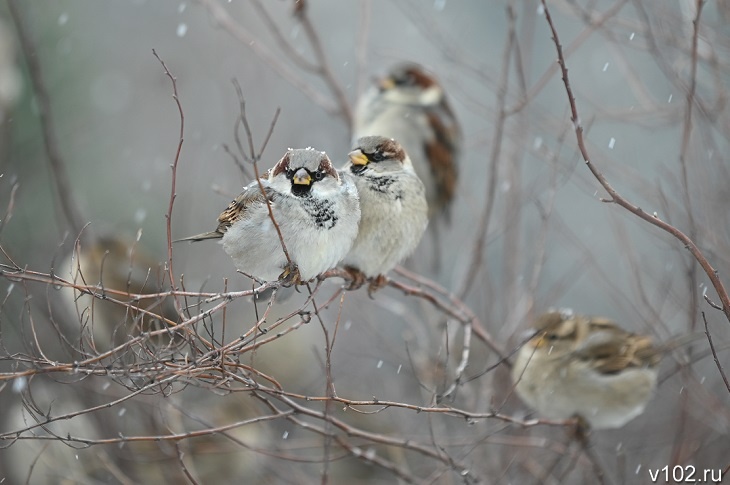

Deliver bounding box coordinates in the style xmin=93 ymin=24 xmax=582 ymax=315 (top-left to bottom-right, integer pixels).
xmin=59 ymin=234 xmax=180 ymax=350
xmin=511 ymin=310 xmax=667 ymax=430
xmin=341 ymin=136 xmax=428 ymax=292
xmin=353 ymin=63 xmax=461 ymax=223
xmin=177 ymin=148 xmax=361 ymax=284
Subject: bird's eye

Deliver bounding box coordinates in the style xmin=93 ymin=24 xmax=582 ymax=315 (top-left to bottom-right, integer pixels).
xmin=545 ymin=334 xmax=560 ymax=341
xmin=313 ymin=171 xmax=325 ymax=181
xmin=285 ymin=169 xmax=295 ymax=178
xmin=370 ymin=152 xmax=385 ymax=162
xmin=394 ymin=74 xmax=409 ymax=86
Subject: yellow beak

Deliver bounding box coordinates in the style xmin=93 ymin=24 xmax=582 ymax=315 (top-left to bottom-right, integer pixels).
xmin=348 ymin=149 xmax=369 ymax=166
xmin=379 ymin=77 xmax=395 ymax=91
xmin=292 ymin=168 xmax=312 ymax=185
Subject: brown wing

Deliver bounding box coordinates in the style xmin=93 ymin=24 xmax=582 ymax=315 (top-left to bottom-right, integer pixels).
xmin=575 ymin=323 xmax=660 ymax=374
xmin=424 ymin=99 xmax=461 ymax=221
xmin=215 ymin=183 xmax=274 ymax=234
xmin=175 ymin=182 xmax=273 ymax=242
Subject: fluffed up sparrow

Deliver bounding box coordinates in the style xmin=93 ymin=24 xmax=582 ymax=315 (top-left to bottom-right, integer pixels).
xmin=353 ymin=63 xmax=461 ymax=223
xmin=177 ymin=148 xmax=361 ymax=284
xmin=512 ymin=310 xmax=674 ymax=430
xmin=341 ymin=136 xmax=428 ymax=292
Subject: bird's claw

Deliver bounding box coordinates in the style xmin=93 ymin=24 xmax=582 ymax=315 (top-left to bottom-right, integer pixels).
xmin=366 ymin=274 xmax=387 ymax=298
xmin=279 ymin=263 xmax=302 ymax=287
xmin=344 ymin=266 xmax=367 ymax=291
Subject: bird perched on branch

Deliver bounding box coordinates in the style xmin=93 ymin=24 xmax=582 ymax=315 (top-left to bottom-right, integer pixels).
xmin=353 ymin=63 xmax=460 ymax=267
xmin=177 ymin=148 xmax=360 ymax=285
xmin=341 ymin=136 xmax=428 ymax=293
xmin=512 ymin=310 xmax=696 ymax=430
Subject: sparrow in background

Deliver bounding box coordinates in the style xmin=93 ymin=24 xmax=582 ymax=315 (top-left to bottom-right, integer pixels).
xmin=59 ymin=233 xmax=180 ymax=351
xmin=177 ymin=148 xmax=361 ymax=284
xmin=354 ymin=63 xmax=461 ymax=224
xmin=341 ymin=136 xmax=428 ymax=293
xmin=511 ymin=310 xmax=692 ymax=430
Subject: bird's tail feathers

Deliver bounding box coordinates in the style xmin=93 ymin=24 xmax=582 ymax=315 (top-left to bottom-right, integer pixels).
xmin=173 ymin=231 xmax=222 ymax=243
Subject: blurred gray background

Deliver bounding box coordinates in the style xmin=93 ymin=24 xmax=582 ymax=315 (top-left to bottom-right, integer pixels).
xmin=0 ymin=1 xmax=729 ymax=483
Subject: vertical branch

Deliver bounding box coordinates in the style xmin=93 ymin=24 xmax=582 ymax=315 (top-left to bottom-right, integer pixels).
xmin=678 ymin=0 xmax=704 ymax=329
xmin=195 ymin=0 xmax=339 ymax=116
xmin=458 ymin=4 xmax=516 ymax=299
xmin=152 ymin=50 xmax=184 ymax=316
xmin=293 ymin=0 xmax=353 ymax=130
xmin=230 ymin=80 xmax=291 ymax=266
xmin=671 ymin=0 xmax=704 ymax=463
xmin=355 ymin=0 xmax=372 ymax=100
xmin=702 ymin=312 xmax=730 ymax=394
xmin=501 ymin=0 xmax=528 ymax=318
xmin=7 ymin=0 xmax=86 ymax=237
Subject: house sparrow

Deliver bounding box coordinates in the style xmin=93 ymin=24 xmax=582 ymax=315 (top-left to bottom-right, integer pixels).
xmin=177 ymin=148 xmax=360 ymax=284
xmin=59 ymin=234 xmax=180 ymax=351
xmin=511 ymin=310 xmax=665 ymax=430
xmin=341 ymin=136 xmax=428 ymax=292
xmin=353 ymin=63 xmax=461 ymax=223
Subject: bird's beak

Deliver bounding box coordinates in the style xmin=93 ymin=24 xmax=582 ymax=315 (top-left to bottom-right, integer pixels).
xmin=292 ymin=168 xmax=312 ymax=185
xmin=348 ymin=149 xmax=369 ymax=166
xmin=378 ymin=76 xmax=395 ymax=91
xmin=531 ymin=332 xmax=551 ymax=349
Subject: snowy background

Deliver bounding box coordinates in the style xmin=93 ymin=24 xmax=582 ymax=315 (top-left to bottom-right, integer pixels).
xmin=0 ymin=1 xmax=729 ymax=483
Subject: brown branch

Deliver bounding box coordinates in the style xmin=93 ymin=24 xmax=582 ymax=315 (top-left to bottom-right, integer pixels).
xmin=539 ymin=0 xmax=730 ymax=325
xmin=702 ymin=312 xmax=730 ymax=394
xmin=458 ymin=4 xmax=516 ymax=299
xmin=249 ymin=0 xmax=318 ymax=72
xmin=152 ymin=49 xmax=185 ymax=322
xmin=230 ymin=80 xmax=291 ymax=266
xmin=355 ymin=0 xmax=372 ymax=99
xmin=0 ymin=182 xmax=19 ymax=236
xmin=677 ymin=0 xmax=703 ymax=333
xmin=195 ymin=0 xmax=339 ymax=116
xmin=293 ymin=0 xmax=353 ymax=129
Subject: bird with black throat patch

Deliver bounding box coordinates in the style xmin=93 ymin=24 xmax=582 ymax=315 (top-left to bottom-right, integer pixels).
xmin=177 ymin=148 xmax=361 ymax=285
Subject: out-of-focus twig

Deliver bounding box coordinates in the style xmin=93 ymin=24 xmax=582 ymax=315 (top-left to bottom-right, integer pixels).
xmin=292 ymin=0 xmax=353 ymax=130
xmin=7 ymin=0 xmax=85 ymax=237
xmin=702 ymin=312 xmax=730 ymax=394
xmin=0 ymin=182 xmax=19 ymax=236
xmin=458 ymin=4 xmax=516 ymax=299
xmin=195 ymin=0 xmax=340 ymax=117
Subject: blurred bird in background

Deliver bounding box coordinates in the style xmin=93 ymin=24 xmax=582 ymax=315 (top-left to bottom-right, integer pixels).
xmin=511 ymin=310 xmax=695 ymax=430
xmin=58 ymin=232 xmax=181 ymax=353
xmin=353 ymin=63 xmax=461 ymax=270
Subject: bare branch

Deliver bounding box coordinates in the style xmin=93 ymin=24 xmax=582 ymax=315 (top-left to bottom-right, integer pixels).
xmin=539 ymin=0 xmax=730 ymax=324
xmin=152 ymin=49 xmax=185 ymax=321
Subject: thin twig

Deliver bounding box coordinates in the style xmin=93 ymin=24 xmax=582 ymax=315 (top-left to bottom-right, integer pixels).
xmin=230 ymin=80 xmax=291 ymax=266
xmin=195 ymin=0 xmax=339 ymax=116
xmin=458 ymin=4 xmax=516 ymax=298
xmin=540 ymin=0 xmax=730 ymax=324
xmin=702 ymin=312 xmax=730 ymax=394
xmin=0 ymin=182 xmax=19 ymax=236
xmin=355 ymin=0 xmax=372 ymax=99
xmin=152 ymin=49 xmax=185 ymax=320
xmin=293 ymin=0 xmax=353 ymax=129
